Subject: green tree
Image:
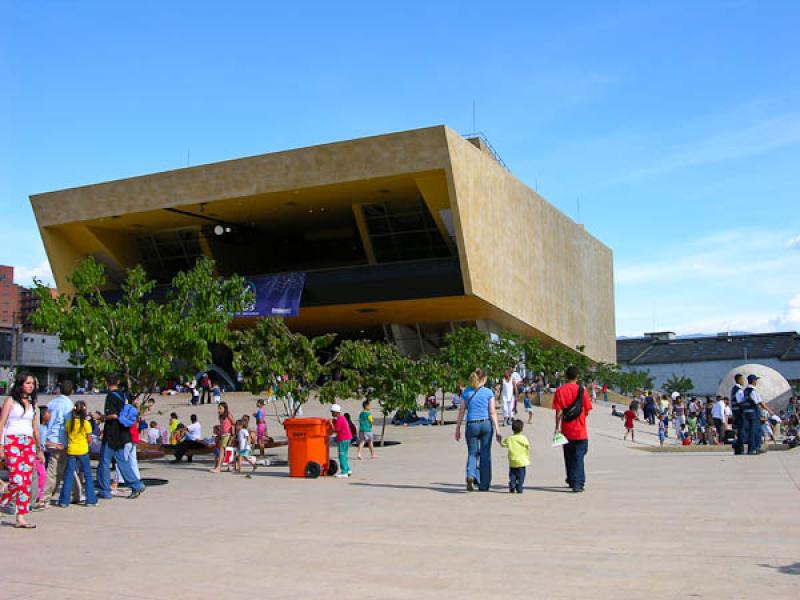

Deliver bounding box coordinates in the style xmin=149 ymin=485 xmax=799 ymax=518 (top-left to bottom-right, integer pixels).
xmin=231 ymin=318 xmax=335 ymax=418
xmin=616 ymin=369 xmax=655 ymax=395
xmin=321 ymin=340 xmax=425 ymax=445
xmin=31 ymin=256 xmax=252 ymax=404
xmin=663 ymin=374 xmax=694 ymax=396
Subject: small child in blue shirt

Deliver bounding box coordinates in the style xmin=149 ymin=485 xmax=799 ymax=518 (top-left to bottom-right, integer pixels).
xmin=658 ymin=418 xmax=666 ymax=446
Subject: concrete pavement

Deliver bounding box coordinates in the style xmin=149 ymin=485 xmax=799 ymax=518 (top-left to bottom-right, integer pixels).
xmin=2 ymin=392 xmax=798 ymax=599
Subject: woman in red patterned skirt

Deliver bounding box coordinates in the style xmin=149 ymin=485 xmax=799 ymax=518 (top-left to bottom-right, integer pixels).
xmin=0 ymin=372 xmax=45 ymax=529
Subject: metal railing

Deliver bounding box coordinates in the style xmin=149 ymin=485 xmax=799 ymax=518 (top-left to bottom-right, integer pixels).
xmin=461 ymin=131 xmax=510 ymax=172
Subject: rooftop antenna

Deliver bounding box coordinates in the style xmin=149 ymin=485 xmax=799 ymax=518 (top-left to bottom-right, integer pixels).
xmin=577 ymin=198 xmax=582 ymax=223
xmin=187 ymin=149 xmax=191 ymax=168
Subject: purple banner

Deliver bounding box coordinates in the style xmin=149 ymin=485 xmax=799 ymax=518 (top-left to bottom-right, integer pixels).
xmin=237 ymin=272 xmax=306 ymax=318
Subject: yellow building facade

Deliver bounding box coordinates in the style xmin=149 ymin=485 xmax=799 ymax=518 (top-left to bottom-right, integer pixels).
xmin=30 ymin=126 xmax=615 ymax=363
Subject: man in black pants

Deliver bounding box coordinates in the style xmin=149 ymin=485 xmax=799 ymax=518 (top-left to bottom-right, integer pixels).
xmin=172 ymin=414 xmax=207 ymax=463
xmin=553 ymin=366 xmax=592 ymax=493
xmin=731 ymin=373 xmax=745 ymax=455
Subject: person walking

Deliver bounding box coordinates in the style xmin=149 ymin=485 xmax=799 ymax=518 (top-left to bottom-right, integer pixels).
xmin=41 ymin=379 xmax=81 ymax=505
xmin=200 ymin=373 xmax=212 ymax=405
xmin=0 ymin=371 xmax=45 ymax=528
xmin=56 ymin=401 xmax=97 ymax=507
xmin=93 ymin=374 xmax=146 ymax=500
xmin=500 ymin=368 xmax=521 ymax=427
xmin=454 ymin=368 xmax=502 ymax=492
xmin=553 ymin=366 xmax=592 ymax=493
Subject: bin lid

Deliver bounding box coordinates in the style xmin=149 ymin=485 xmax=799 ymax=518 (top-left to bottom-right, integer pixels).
xmin=283 ymin=417 xmax=330 ymax=429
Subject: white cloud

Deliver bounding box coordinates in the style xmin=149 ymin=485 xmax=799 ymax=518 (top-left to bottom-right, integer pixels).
xmin=785 ymin=235 xmax=800 ymax=250
xmin=615 ymin=228 xmax=800 ymax=336
xmin=13 ymin=260 xmax=54 ymax=287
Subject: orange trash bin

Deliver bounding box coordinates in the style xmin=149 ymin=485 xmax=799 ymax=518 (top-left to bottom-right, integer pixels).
xmin=283 ymin=417 xmax=338 ymax=478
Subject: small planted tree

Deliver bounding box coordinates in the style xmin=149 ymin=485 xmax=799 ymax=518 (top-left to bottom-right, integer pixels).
xmin=322 ymin=340 xmax=424 ymax=445
xmin=231 ymin=318 xmax=335 ymax=418
xmin=31 ymin=256 xmax=251 ymax=405
xmin=663 ymin=374 xmax=693 ymax=397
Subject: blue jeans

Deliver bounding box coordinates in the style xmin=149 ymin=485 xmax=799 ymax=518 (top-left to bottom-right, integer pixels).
xmin=59 ymin=453 xmax=97 ymax=506
xmin=509 ymin=466 xmax=526 ymax=493
xmin=743 ymin=410 xmax=762 ymax=453
xmin=562 ymin=439 xmax=588 ymax=490
xmin=96 ymin=443 xmax=144 ymax=498
xmin=465 ymin=420 xmax=493 ymax=490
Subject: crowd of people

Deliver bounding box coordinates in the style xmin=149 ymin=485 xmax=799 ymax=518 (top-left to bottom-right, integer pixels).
xmin=614 ymin=373 xmax=798 ymax=453
xmin=3 ymin=361 xmax=796 ymax=529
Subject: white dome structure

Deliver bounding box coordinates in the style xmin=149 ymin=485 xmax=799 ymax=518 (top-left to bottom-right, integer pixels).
xmin=717 ymin=364 xmax=794 ymax=411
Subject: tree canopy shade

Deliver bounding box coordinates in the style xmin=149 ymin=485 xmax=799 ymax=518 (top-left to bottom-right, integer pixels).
xmin=231 ymin=317 xmax=335 ymax=416
xmin=30 ymin=256 xmax=252 ymax=402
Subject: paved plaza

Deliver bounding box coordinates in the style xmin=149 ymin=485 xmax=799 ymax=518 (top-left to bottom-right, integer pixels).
xmin=2 ymin=393 xmax=799 ymax=600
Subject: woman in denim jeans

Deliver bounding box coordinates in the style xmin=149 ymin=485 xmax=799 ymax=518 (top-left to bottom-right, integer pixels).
xmin=454 ymin=369 xmax=502 ymax=491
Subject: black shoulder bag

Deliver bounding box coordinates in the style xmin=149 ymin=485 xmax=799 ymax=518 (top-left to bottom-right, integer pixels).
xmin=561 ymin=385 xmax=585 ymax=422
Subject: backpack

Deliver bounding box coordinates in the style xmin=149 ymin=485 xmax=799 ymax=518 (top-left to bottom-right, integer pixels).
xmin=561 ymin=386 xmax=585 ymax=422
xmin=116 ymin=392 xmax=139 ymax=428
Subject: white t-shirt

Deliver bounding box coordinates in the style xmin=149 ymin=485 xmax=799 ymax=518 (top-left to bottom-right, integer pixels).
xmin=187 ymin=422 xmax=203 ymax=441
xmin=146 ymin=428 xmax=161 ymax=445
xmin=712 ymin=400 xmax=725 ymax=420
xmin=501 ymin=372 xmax=521 ymax=402
xmin=238 ymin=428 xmax=251 ymax=452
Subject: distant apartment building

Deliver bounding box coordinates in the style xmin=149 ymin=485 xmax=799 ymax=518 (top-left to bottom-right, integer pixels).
xmin=0 ymin=265 xmax=80 ymax=389
xmin=0 ymin=265 xmax=20 ymax=327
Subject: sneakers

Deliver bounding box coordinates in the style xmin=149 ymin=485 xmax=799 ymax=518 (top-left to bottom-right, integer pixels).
xmin=335 ymin=473 xmax=349 ymax=479
xmin=466 ymin=477 xmax=476 ymax=492
xmin=128 ymin=487 xmax=146 ymax=500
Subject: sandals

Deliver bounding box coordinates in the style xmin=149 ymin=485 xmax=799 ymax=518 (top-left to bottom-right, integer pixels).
xmin=14 ymin=522 xmax=37 ymax=529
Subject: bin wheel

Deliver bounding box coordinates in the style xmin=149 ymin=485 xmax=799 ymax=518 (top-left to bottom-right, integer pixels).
xmin=304 ymin=461 xmax=322 ymax=479
xmin=327 ymin=459 xmax=338 ymax=476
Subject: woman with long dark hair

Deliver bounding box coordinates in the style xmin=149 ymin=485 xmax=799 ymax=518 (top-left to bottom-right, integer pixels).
xmin=0 ymin=371 xmax=45 ymax=528
xmin=454 ymin=368 xmax=502 ymax=491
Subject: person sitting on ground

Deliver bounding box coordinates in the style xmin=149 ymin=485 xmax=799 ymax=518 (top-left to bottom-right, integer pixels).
xmin=172 ymin=414 xmax=206 ymax=463
xmin=611 ymin=405 xmax=624 ymax=418
xmin=623 ymin=406 xmax=638 ymax=442
xmin=500 ymin=419 xmax=530 ymax=494
xmin=681 ymin=425 xmax=692 ymax=446
xmin=424 ymin=391 xmax=439 ymax=425
xmin=146 ymin=421 xmax=162 ymax=445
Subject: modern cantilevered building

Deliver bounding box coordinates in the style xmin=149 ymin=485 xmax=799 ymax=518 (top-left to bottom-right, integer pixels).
xmin=30 ymin=126 xmax=615 ymax=368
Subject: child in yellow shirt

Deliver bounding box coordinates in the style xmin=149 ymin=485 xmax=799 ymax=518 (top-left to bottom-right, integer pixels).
xmin=501 ymin=419 xmax=531 ymax=494
xmin=57 ymin=401 xmax=97 ymax=507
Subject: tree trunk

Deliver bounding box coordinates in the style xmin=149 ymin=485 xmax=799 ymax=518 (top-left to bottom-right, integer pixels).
xmin=380 ymin=410 xmax=388 ymax=447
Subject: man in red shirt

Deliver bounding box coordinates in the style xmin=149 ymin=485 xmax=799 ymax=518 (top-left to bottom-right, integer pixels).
xmin=553 ymin=366 xmax=592 ymax=493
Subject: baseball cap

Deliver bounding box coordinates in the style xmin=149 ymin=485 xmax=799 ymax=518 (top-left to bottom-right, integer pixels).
xmin=747 ymin=374 xmax=760 ymax=384
xmin=330 ymin=403 xmax=342 ymax=413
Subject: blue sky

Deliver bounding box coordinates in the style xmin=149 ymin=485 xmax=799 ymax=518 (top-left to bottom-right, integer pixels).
xmin=2 ymin=1 xmax=799 ymax=337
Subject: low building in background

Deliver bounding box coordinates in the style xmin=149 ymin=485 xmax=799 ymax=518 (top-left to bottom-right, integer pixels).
xmin=617 ymin=331 xmax=800 ymax=396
